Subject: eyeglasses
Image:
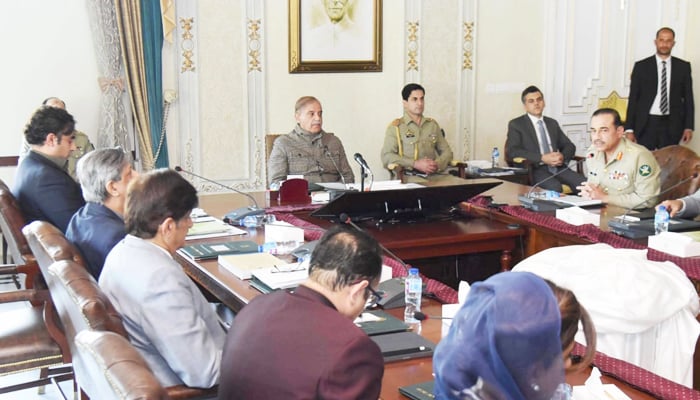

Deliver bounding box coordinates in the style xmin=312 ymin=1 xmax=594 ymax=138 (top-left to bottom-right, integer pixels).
xmin=271 ymin=263 xmax=307 ymax=274
xmin=350 ymin=279 xmax=384 ymax=308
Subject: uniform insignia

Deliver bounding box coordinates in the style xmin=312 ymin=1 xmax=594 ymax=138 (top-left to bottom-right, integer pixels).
xmin=615 ymin=152 xmax=623 ymax=161
xmin=639 ymin=164 xmax=652 ymax=176
xmin=609 ymin=170 xmax=628 ymax=180
xmin=391 ymin=118 xmax=401 ymax=127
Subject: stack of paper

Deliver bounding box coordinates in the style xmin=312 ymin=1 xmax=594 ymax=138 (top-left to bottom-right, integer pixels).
xmin=186 ymin=217 xmax=246 ymax=239
xmin=218 ymin=252 xmax=285 ymax=280
xmin=249 ymin=260 xmax=309 ymax=293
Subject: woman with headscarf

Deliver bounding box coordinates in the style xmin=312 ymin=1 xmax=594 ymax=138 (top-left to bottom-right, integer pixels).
xmin=433 ymin=271 xmax=596 ymax=400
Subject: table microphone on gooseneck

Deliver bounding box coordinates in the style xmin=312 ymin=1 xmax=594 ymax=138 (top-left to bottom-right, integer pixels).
xmin=338 ymin=212 xmax=411 ymax=309
xmin=413 ymin=311 xmax=453 ymax=321
xmin=174 ymin=166 xmax=264 ymax=224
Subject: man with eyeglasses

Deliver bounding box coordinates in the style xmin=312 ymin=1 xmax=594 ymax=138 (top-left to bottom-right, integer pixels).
xmin=219 ymin=225 xmax=384 ymax=399
xmin=13 ymin=106 xmax=85 ymax=232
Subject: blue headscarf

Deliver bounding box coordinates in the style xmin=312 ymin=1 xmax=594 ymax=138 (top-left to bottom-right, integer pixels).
xmin=433 ymin=271 xmax=564 ymax=400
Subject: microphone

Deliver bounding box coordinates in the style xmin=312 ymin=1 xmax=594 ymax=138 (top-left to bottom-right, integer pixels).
xmin=174 ymin=166 xmax=264 ymax=225
xmin=338 ymin=212 xmax=411 ymax=309
xmin=353 ymin=153 xmax=373 ymax=192
xmin=353 ymin=153 xmax=371 ymax=171
xmin=525 ymin=156 xmax=589 ymax=199
xmin=413 ymin=311 xmax=453 ymax=321
xmin=324 ymin=145 xmax=348 ymax=189
xmin=518 ymin=156 xmax=589 ymax=211
xmin=617 ymin=172 xmax=699 ymax=222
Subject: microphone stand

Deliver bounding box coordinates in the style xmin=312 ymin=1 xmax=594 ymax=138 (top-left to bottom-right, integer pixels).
xmin=174 ymin=166 xmax=264 ymax=225
xmin=518 ymin=157 xmax=588 ymax=211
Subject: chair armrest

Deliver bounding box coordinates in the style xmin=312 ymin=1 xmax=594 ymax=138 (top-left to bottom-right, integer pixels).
xmin=387 ymin=163 xmax=405 ymax=182
xmin=572 ymin=156 xmax=585 ymax=174
xmin=0 ymin=288 xmax=49 ymax=304
xmin=166 ymin=385 xmax=218 ymax=400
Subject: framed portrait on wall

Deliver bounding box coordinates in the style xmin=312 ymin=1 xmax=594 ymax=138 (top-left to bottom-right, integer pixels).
xmin=289 ymin=0 xmax=382 ymax=73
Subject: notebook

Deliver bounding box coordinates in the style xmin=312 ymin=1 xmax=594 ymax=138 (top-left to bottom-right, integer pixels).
xmin=370 ymin=331 xmax=435 ymax=362
xmin=355 ymin=310 xmax=409 ymax=336
xmin=398 ymin=381 xmax=436 ymax=400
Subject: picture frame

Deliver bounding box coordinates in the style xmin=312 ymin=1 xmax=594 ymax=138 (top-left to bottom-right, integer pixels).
xmin=289 ymin=0 xmax=382 ymax=73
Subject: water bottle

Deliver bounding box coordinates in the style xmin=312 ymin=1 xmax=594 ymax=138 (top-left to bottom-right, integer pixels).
xmin=654 ymin=205 xmax=670 ymax=234
xmin=404 ymin=268 xmax=422 ymax=323
xmin=491 ymin=147 xmax=500 ymax=168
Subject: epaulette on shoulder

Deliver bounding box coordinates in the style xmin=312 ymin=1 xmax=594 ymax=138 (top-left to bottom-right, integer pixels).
xmin=390 ymin=118 xmax=401 ymax=127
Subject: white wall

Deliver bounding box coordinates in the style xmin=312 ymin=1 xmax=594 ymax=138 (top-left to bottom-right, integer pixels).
xmin=0 ymin=0 xmax=100 ymax=186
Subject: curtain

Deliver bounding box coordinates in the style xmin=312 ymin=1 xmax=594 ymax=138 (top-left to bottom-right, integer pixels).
xmin=141 ymin=0 xmax=169 ymax=168
xmin=85 ymin=0 xmax=130 ymax=151
xmin=115 ymin=0 xmax=155 ymax=170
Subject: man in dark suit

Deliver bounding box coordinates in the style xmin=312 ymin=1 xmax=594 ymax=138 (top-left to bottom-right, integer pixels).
xmin=13 ymin=106 xmax=85 ymax=232
xmin=625 ymin=27 xmax=694 ymax=150
xmin=218 ymin=225 xmax=384 ymax=399
xmin=505 ymin=86 xmax=585 ymax=193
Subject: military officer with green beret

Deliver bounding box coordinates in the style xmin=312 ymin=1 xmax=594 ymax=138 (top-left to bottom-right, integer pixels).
xmin=381 ymin=83 xmax=453 ymax=178
xmin=578 ymin=108 xmax=660 ymax=209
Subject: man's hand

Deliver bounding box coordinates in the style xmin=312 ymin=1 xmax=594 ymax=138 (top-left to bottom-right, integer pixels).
xmin=681 ymin=129 xmax=693 ymax=143
xmin=413 ymin=158 xmax=438 ymax=174
xmin=576 ymin=182 xmax=608 ymax=202
xmin=659 ymin=199 xmax=683 ymax=217
xmin=541 ymin=152 xmax=564 ymax=167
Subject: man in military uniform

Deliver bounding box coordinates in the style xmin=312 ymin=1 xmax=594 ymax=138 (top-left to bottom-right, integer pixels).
xmin=381 ymin=83 xmax=453 ymax=179
xmin=578 ymin=108 xmax=660 ymax=209
xmin=19 ymin=97 xmax=95 ymax=181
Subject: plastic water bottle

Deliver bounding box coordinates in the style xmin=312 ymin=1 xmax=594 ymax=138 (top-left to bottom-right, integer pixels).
xmin=491 ymin=147 xmax=500 ymax=168
xmin=654 ymin=205 xmax=670 ymax=234
xmin=404 ymin=268 xmax=422 ymax=323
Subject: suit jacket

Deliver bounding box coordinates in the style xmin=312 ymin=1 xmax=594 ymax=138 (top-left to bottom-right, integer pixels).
xmin=66 ymin=202 xmax=125 ymax=279
xmin=12 ymin=150 xmax=85 ymax=233
xmin=678 ymin=190 xmax=700 ymax=218
xmin=625 ymin=55 xmax=694 ymax=147
xmin=505 ymin=114 xmax=577 ymax=165
xmin=218 ymin=285 xmax=384 ymax=399
xmin=99 ymin=235 xmax=226 ymax=388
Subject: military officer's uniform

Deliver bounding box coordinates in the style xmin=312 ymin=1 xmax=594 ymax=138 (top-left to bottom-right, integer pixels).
xmin=584 ymin=137 xmax=660 ymax=209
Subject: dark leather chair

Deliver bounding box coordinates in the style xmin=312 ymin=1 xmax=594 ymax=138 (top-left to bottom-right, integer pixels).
xmin=0 ymin=178 xmax=40 ymax=289
xmin=652 ymin=145 xmax=700 ymax=202
xmin=73 ymin=330 xmax=170 ymax=400
xmin=0 ymin=184 xmax=71 ymax=396
xmin=23 ymin=219 xmax=218 ymax=400
xmin=504 ymin=147 xmax=584 ymax=193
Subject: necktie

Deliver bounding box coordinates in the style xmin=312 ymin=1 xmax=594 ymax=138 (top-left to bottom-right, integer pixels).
xmin=660 ymin=61 xmax=669 ymax=115
xmin=537 ymin=120 xmax=557 ymax=174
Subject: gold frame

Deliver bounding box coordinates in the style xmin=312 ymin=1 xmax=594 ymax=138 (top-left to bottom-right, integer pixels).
xmin=289 ymin=0 xmax=382 ymax=73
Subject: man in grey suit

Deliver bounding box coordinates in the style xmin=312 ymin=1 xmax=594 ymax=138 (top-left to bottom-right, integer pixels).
xmin=658 ymin=191 xmax=700 ymax=219
xmin=505 ymin=86 xmax=585 ymax=193
xmin=625 ymin=27 xmax=694 ymax=150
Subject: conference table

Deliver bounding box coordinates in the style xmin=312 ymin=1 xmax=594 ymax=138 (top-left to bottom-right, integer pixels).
xmin=176 ymin=181 xmax=663 ymax=399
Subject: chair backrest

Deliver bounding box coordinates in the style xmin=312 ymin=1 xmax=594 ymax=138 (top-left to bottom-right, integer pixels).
xmin=73 ymin=330 xmax=169 ymax=400
xmin=0 ymin=178 xmax=35 ymax=267
xmin=47 ymin=259 xmax=128 ymax=340
xmin=598 ymin=90 xmax=629 ymax=124
xmin=265 ymin=134 xmax=282 ymax=185
xmin=652 ymin=145 xmax=700 ymax=202
xmin=22 ymin=220 xmax=86 ymax=274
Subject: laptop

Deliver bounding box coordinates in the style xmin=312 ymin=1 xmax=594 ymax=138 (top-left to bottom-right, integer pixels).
xmin=370 ymin=331 xmax=435 ymax=362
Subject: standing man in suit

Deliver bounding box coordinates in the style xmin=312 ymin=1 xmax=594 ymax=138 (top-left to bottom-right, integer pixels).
xmin=625 ymin=27 xmax=694 ymax=150
xmin=505 ymin=86 xmax=585 ymax=193
xmin=13 ymin=106 xmax=85 ymax=232
xmin=218 ymin=225 xmax=384 ymax=399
